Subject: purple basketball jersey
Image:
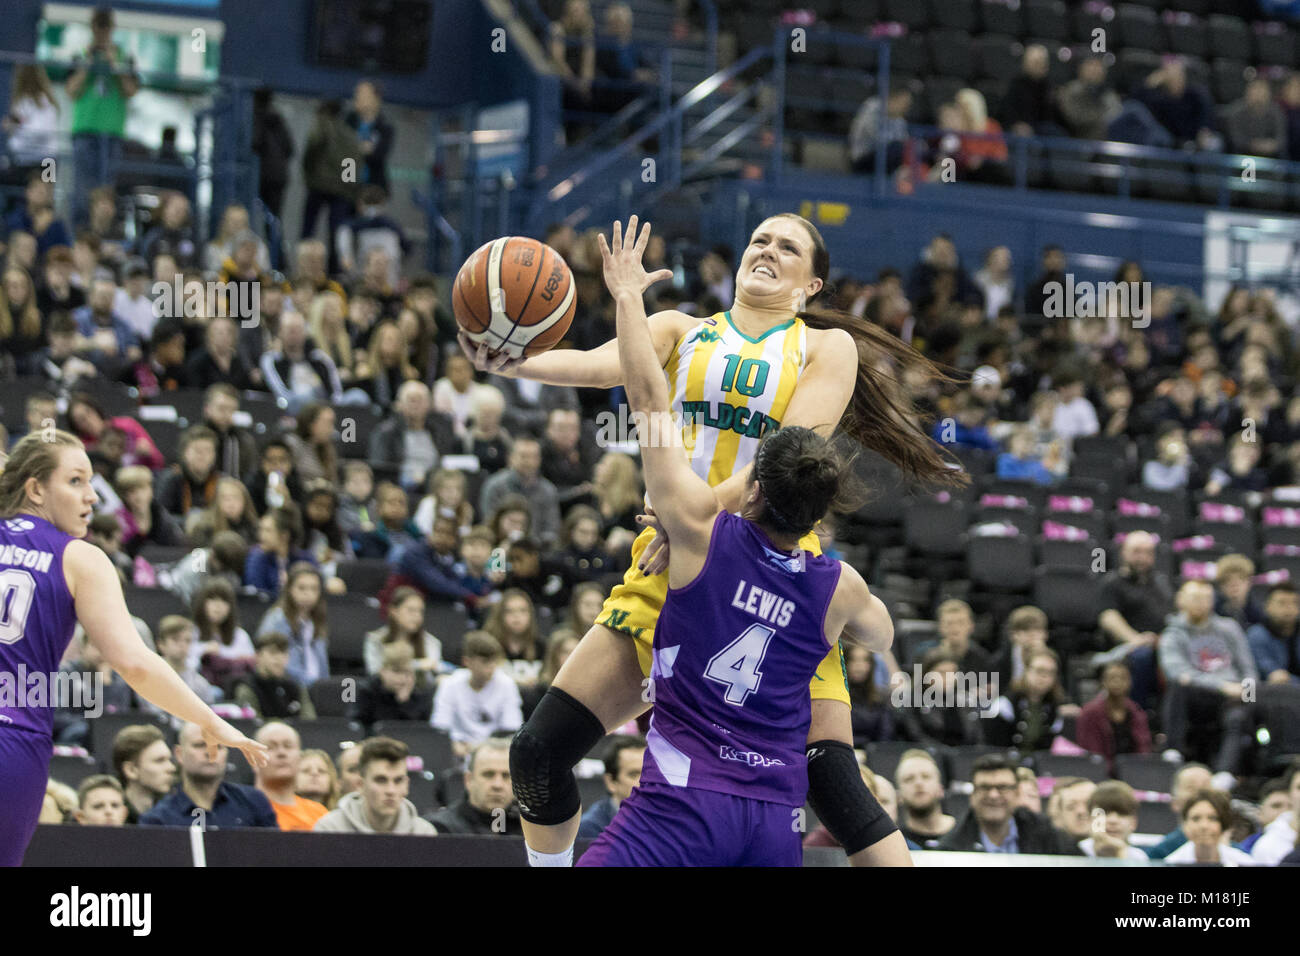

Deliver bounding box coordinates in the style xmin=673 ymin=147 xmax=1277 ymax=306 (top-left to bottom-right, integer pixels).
xmin=0 ymin=514 xmax=78 ymax=737
xmin=640 ymin=510 xmax=842 ymax=807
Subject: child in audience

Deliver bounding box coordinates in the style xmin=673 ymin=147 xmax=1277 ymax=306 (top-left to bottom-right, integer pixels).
xmin=363 ymin=585 xmax=443 ymax=676
xmin=141 ymin=616 xmax=218 ymax=725
xmin=1079 ymin=781 xmax=1148 ymax=860
xmin=431 ymin=631 xmax=523 ymax=758
xmin=233 ymin=631 xmax=317 ymax=720
xmin=350 ymin=642 xmax=435 ymax=731
xmin=337 ymin=461 xmax=377 ymax=536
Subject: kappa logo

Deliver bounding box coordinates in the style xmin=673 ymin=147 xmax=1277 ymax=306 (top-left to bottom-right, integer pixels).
xmin=719 ymin=746 xmax=786 ymax=768
xmin=689 ymin=328 xmax=722 ymax=345
xmin=764 ymin=548 xmax=806 ymax=573
xmin=784 ymin=349 xmax=804 ymax=367
xmin=4 ymin=518 xmax=34 ymax=532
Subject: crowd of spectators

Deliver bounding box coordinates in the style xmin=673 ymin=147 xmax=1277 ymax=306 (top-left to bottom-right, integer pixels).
xmin=7 ymin=4 xmax=1300 ymax=864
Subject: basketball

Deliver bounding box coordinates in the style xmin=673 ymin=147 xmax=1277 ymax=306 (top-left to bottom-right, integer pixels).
xmin=452 ymin=236 xmax=577 ymax=359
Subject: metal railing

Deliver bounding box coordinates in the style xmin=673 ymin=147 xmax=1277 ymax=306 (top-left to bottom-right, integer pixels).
xmin=0 ymin=51 xmax=264 ymax=256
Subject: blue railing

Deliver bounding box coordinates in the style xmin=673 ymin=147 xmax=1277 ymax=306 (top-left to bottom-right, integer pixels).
xmin=894 ymin=125 xmax=1300 ymax=207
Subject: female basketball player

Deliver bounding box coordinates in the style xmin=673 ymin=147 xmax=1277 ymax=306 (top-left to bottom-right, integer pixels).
xmin=0 ymin=431 xmax=267 ymax=866
xmin=577 ymin=220 xmax=894 ymax=865
xmin=463 ymin=214 xmax=961 ymax=866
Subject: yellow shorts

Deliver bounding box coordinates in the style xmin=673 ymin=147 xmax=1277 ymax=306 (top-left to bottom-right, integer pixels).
xmin=596 ymin=524 xmax=850 ymax=706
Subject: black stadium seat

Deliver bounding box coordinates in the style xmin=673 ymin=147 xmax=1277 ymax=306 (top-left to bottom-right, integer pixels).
xmin=944 ymin=745 xmax=1016 ymax=784
xmin=88 ymin=712 xmax=172 ymax=769
xmin=928 ymin=0 xmax=979 ymax=34
xmin=335 ymin=559 xmax=392 ymax=596
xmin=1208 ymin=16 xmax=1251 ymax=62
xmin=979 ymin=0 xmax=1024 ymax=37
xmin=1252 ymin=21 xmax=1295 ymax=69
xmin=1024 ymin=0 xmax=1069 ymax=42
xmin=975 ymin=33 xmax=1022 ymax=82
xmin=884 ymin=0 xmax=931 ymax=30
xmin=1164 ymin=13 xmax=1209 ymax=59
xmin=309 ymin=676 xmax=354 ymax=718
xmin=371 ymin=721 xmax=456 ymax=774
xmin=1114 ymin=4 xmax=1162 ymax=52
xmin=891 ymin=33 xmax=932 ymax=76
xmin=904 ymin=497 xmax=969 ymax=558
xmin=968 ymin=534 xmax=1035 ymax=592
xmin=1038 ymin=536 xmax=1097 ymax=570
xmin=290 ymin=717 xmax=365 ymax=758
xmin=48 ymin=753 xmax=104 ymax=789
xmin=1137 ymin=800 xmax=1178 ymax=835
xmin=1210 ymin=59 xmax=1249 ymax=106
xmin=865 ymin=740 xmax=928 ymax=784
xmin=1033 ymin=565 xmax=1103 ymax=630
xmin=121 ymin=585 xmax=187 ymax=632
xmin=928 ymin=29 xmax=976 ymax=80
xmin=1068 ymin=5 xmax=1113 ymax=45
xmin=1115 ymin=754 xmax=1177 ymax=793
xmin=1031 ymin=751 xmax=1108 ymax=782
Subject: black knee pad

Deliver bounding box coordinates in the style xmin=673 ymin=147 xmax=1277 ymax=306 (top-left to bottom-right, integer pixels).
xmin=806 ymin=740 xmax=898 ymax=856
xmin=510 ymin=687 xmax=607 ymax=826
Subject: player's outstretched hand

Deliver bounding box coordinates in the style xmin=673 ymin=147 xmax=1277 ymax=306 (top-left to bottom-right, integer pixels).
xmin=203 ymin=719 xmax=270 ymax=769
xmin=636 ymin=506 xmax=670 ymax=576
xmin=597 ymin=216 xmax=674 ymax=301
xmin=458 ymin=330 xmax=526 ymax=376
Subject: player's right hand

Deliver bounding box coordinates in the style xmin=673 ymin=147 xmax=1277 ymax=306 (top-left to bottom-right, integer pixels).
xmin=636 ymin=507 xmax=670 ymax=576
xmin=458 ymin=330 xmax=526 ymax=376
xmin=203 ymin=719 xmax=270 ymax=769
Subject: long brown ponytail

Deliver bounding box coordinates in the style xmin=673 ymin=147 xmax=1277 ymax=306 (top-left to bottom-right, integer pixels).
xmin=773 ymin=213 xmax=969 ymax=490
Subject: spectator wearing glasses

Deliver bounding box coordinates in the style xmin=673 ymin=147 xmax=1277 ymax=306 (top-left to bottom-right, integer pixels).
xmin=936 ymin=754 xmax=1082 ymax=854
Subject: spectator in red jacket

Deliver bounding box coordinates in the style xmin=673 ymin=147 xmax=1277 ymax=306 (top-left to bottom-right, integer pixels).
xmin=1075 ymin=660 xmax=1152 ymax=772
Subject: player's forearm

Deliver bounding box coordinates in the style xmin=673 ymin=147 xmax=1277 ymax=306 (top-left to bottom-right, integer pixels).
xmin=614 ymin=289 xmax=668 ymax=414
xmin=113 ymin=650 xmax=223 ymax=732
xmin=514 ymin=341 xmax=620 ymax=389
xmin=712 ymin=471 xmax=750 ymax=512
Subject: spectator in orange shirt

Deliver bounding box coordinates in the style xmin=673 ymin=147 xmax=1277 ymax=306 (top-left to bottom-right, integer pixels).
xmin=956 ymin=89 xmax=1009 ymax=185
xmin=254 ymin=721 xmax=329 ymax=832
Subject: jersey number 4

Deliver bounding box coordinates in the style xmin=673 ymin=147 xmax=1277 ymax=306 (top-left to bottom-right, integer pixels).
xmin=0 ymin=569 xmax=36 ymax=645
xmin=704 ymin=623 xmax=775 ymax=706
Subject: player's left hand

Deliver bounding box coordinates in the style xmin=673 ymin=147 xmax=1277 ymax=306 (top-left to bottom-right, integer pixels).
xmin=203 ymin=719 xmax=269 ymax=769
xmin=636 ymin=506 xmax=670 ymax=576
xmin=597 ymin=216 xmax=674 ymax=300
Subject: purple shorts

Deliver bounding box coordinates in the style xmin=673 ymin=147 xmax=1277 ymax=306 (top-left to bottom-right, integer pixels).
xmin=0 ymin=728 xmax=53 ymax=867
xmin=577 ymin=782 xmax=802 ymax=867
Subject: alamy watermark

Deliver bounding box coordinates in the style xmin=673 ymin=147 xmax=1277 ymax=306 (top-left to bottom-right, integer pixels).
xmin=595 ymin=406 xmax=687 ymax=449
xmin=890 ymin=666 xmax=1000 ymax=713
xmin=1042 ymin=276 xmax=1151 ymax=329
xmin=151 ymin=276 xmax=261 ymax=328
xmin=0 ymin=665 xmax=103 ymax=719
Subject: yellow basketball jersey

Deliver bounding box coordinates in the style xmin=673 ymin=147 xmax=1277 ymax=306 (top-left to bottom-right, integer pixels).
xmin=663 ymin=310 xmax=808 ymax=488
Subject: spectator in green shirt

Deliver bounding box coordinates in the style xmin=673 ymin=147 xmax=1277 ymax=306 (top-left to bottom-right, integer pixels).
xmin=65 ymin=6 xmax=139 ymax=224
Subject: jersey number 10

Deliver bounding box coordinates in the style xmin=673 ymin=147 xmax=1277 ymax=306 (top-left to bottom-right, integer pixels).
xmin=704 ymin=623 xmax=775 ymax=706
xmin=0 ymin=569 xmax=36 ymax=645
xmin=718 ymin=355 xmax=770 ymax=398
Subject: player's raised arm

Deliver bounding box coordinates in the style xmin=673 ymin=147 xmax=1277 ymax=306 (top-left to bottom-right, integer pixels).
xmin=65 ymin=540 xmax=268 ymax=768
xmin=598 ymin=217 xmax=719 ymax=547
